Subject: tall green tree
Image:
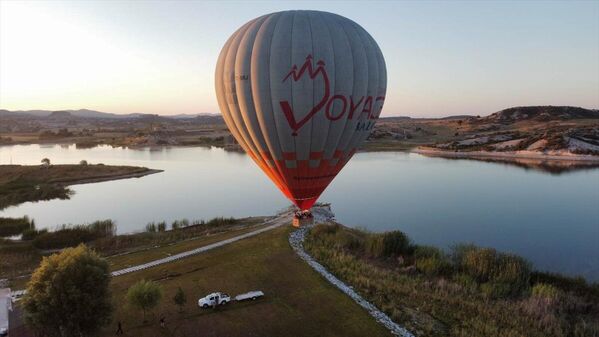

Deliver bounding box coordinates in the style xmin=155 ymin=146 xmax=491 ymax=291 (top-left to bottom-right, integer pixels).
xmin=22 ymin=244 xmax=112 ymax=337
xmin=173 ymin=287 xmax=187 ymax=313
xmin=126 ymin=279 xmax=162 ymax=322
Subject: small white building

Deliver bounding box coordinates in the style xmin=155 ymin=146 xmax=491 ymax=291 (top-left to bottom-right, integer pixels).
xmin=0 ymin=288 xmax=11 ymax=336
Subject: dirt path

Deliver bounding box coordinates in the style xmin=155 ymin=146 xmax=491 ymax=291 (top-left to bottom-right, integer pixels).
xmin=10 ymin=210 xmax=292 ymax=299
xmin=110 ymin=215 xmax=288 ymax=276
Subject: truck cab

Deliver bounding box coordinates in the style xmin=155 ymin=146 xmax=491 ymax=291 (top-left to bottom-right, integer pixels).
xmin=198 ymin=292 xmax=230 ymax=308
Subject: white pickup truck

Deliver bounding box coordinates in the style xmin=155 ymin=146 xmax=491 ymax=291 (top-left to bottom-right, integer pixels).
xmin=198 ymin=292 xmax=231 ymax=308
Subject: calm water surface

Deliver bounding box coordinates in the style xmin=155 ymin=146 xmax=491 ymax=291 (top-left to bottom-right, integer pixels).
xmin=1 ymin=144 xmax=598 ymax=281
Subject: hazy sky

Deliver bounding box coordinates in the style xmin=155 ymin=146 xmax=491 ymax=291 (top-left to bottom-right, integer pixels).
xmin=1 ymin=0 xmax=598 ymax=117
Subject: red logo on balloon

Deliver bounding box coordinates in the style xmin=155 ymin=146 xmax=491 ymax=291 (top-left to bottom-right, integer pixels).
xmin=280 ymin=55 xmax=330 ymax=136
xmin=280 ymin=55 xmax=385 ymax=136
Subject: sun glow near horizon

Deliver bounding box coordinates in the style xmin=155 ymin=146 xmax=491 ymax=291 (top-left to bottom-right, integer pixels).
xmin=0 ymin=1 xmax=214 ymax=115
xmin=1 ymin=1 xmax=598 ymax=117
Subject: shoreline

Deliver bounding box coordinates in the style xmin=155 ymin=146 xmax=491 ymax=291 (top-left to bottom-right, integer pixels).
xmin=4 ymin=140 xmax=599 ymax=163
xmin=58 ymin=168 xmax=163 ymax=186
xmin=414 ymin=146 xmax=599 ymax=162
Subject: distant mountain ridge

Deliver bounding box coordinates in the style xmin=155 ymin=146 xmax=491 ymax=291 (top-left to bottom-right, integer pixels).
xmin=2 ymin=106 xmax=597 ymax=122
xmin=0 ymin=109 xmax=221 ymax=120
xmin=484 ymin=106 xmax=599 ymax=122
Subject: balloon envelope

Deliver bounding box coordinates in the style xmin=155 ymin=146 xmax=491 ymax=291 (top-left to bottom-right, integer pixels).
xmin=215 ymin=10 xmax=387 ymax=210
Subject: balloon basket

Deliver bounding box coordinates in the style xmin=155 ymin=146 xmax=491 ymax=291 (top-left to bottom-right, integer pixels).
xmin=292 ymin=210 xmax=314 ymax=228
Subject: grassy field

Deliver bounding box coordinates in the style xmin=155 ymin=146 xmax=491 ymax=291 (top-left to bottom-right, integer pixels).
xmin=0 ymin=164 xmax=157 ymax=209
xmin=102 ymin=226 xmax=392 ymax=337
xmin=1 ymin=217 xmax=267 ymax=289
xmin=106 ymin=220 xmax=269 ymax=271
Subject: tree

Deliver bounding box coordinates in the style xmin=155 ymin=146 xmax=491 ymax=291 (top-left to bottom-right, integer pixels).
xmin=22 ymin=244 xmax=112 ymax=337
xmin=41 ymin=158 xmax=50 ymax=166
xmin=127 ymin=279 xmax=162 ymax=322
xmin=79 ymin=160 xmax=88 ymax=166
xmin=173 ymin=287 xmax=187 ymax=313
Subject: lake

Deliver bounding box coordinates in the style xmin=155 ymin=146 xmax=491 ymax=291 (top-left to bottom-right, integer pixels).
xmin=1 ymin=144 xmax=598 ymax=281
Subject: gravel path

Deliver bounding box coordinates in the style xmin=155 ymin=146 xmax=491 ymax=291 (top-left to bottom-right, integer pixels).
xmin=289 ymin=208 xmax=414 ymax=337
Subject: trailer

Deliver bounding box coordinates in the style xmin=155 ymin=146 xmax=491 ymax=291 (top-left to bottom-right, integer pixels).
xmin=234 ymin=290 xmax=264 ymax=301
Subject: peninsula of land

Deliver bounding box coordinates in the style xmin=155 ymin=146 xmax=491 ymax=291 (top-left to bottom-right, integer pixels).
xmin=0 ymin=164 xmax=162 ymax=210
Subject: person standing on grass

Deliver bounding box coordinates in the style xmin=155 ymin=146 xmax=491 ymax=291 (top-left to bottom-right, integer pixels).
xmin=160 ymin=316 xmax=165 ymax=328
xmin=116 ymin=321 xmax=123 ymax=335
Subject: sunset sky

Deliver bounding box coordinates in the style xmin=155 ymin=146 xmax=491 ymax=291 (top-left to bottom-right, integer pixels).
xmin=1 ymin=0 xmax=597 ymax=117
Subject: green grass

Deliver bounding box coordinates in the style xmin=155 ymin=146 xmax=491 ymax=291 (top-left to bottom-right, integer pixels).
xmin=102 ymin=226 xmax=392 ymax=337
xmin=304 ymin=223 xmax=599 ymax=337
xmin=106 ymin=221 xmax=271 ymax=271
xmin=0 ymin=217 xmax=265 ymax=288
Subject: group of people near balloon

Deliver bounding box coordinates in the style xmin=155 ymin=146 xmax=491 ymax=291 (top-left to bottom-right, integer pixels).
xmin=294 ymin=210 xmax=314 ymax=220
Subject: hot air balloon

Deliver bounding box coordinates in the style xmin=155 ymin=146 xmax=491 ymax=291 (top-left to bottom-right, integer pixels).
xmin=215 ymin=10 xmax=387 ymax=214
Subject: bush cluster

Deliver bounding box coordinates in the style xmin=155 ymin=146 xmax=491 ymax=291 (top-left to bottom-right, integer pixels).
xmin=145 ymin=217 xmax=237 ymax=233
xmin=32 ymin=220 xmax=116 ymax=249
xmin=454 ymin=245 xmax=531 ymax=297
xmin=0 ymin=216 xmax=35 ymax=237
xmin=310 ymin=224 xmax=532 ymax=298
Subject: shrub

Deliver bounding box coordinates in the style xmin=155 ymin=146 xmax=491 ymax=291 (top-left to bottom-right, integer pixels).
xmin=311 ymin=223 xmax=340 ymax=236
xmin=206 ymin=217 xmax=237 ymax=227
xmin=127 ymin=279 xmax=162 ymax=322
xmin=21 ymin=228 xmax=47 ymax=241
xmin=494 ymin=254 xmax=531 ymax=295
xmin=192 ymin=219 xmax=205 ymax=226
xmin=364 ymin=231 xmax=413 ymax=258
xmin=462 ymin=247 xmax=498 ymax=283
xmin=334 ymin=231 xmax=364 ymax=252
xmin=457 ymin=246 xmax=531 ymax=297
xmin=416 ymin=256 xmax=452 ymax=276
xmin=0 ymin=216 xmax=35 ymax=236
xmin=450 ymin=243 xmax=477 ymax=265
xmin=168 ymin=218 xmax=190 ymax=230
xmin=531 ymin=271 xmax=593 ymax=296
xmin=382 ymin=231 xmax=412 ymax=257
xmin=480 ymin=282 xmax=514 ymax=299
xmin=87 ymin=220 xmax=116 ymax=237
xmin=365 ymin=234 xmax=385 ymax=258
xmin=32 ymin=220 xmax=115 ymax=249
xmin=453 ymin=273 xmax=478 ymax=290
xmin=532 ymin=283 xmax=561 ymax=300
xmin=414 ymin=245 xmax=443 ymax=260
xmin=145 ymin=222 xmax=157 ymax=233
xmin=173 ymin=287 xmax=187 ymax=312
xmin=33 ymin=228 xmax=97 ymax=249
